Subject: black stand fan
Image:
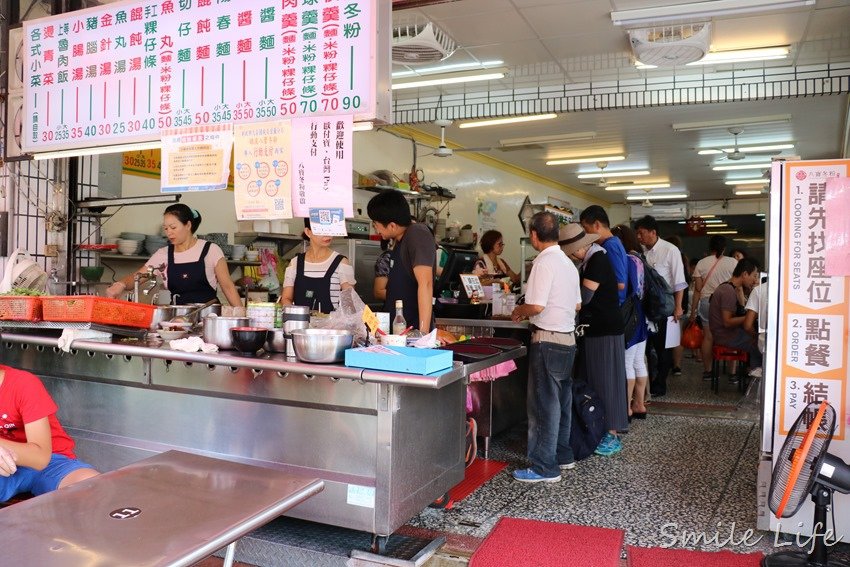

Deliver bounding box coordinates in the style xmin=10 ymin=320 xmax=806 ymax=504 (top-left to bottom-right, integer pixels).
xmin=764 ymin=401 xmax=850 ymax=566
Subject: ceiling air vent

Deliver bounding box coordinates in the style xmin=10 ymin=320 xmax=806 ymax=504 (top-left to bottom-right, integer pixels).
xmin=392 ymin=22 xmax=456 ymax=65
xmin=629 ymin=22 xmax=711 ymax=67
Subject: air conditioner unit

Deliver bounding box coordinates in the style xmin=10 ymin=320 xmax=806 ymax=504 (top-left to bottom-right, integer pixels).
xmin=392 ymin=22 xmax=456 ymax=65
xmin=630 ymin=203 xmax=688 ymax=220
xmin=8 ymin=27 xmax=24 ymax=94
xmin=629 ymin=23 xmax=711 ymax=67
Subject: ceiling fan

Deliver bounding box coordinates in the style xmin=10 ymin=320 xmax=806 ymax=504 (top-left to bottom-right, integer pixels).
xmin=579 ymin=161 xmax=635 ymax=189
xmin=419 ymin=119 xmax=492 ymax=158
xmin=706 ymin=127 xmax=789 ymax=161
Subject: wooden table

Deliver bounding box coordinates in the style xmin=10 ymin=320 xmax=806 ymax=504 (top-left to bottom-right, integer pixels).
xmin=1 ymin=450 xmax=324 ymax=566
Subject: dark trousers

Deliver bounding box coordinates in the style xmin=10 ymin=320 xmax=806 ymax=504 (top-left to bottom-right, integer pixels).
xmin=648 ymin=318 xmax=672 ymax=396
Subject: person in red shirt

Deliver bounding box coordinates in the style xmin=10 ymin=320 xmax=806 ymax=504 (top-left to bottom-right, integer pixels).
xmin=0 ymin=365 xmax=98 ymax=501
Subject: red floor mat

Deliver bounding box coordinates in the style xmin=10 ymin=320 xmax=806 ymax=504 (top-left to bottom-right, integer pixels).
xmin=448 ymin=459 xmax=507 ymax=504
xmin=628 ymin=545 xmax=764 ymax=567
xmin=470 ymin=517 xmax=623 ymax=567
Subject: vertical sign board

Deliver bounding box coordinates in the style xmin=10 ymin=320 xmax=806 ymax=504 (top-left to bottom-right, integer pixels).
xmin=22 ymin=0 xmax=383 ymax=153
xmin=771 ymin=159 xmax=850 ymax=538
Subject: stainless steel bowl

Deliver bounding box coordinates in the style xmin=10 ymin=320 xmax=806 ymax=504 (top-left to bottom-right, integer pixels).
xmin=172 ymin=303 xmax=221 ymax=325
xmin=149 ymin=306 xmax=176 ymax=331
xmin=290 ymin=328 xmax=354 ymax=363
xmin=203 ymin=316 xmax=250 ymax=349
xmin=265 ymin=328 xmax=287 ymax=353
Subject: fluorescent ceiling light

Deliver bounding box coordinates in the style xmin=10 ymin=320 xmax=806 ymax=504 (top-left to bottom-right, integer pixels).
xmin=713 ymin=162 xmax=772 ymax=171
xmin=707 ymin=230 xmax=739 ymax=235
xmin=33 ymin=140 xmax=161 ymax=160
xmin=725 ymin=178 xmax=769 ymax=185
xmin=392 ymin=69 xmax=506 ymax=90
xmin=705 ymin=219 xmax=725 ymax=224
xmin=672 ymin=114 xmax=791 ymax=132
xmin=756 ymin=213 xmax=766 ymax=216
xmin=626 ymin=193 xmax=688 ymax=201
xmin=700 ymin=215 xmax=716 ymax=218
xmin=687 ymin=46 xmax=790 ymax=66
xmin=546 ymin=155 xmax=625 ymax=166
xmin=353 ymin=122 xmax=374 ymax=132
xmin=578 ymin=170 xmax=650 ymax=179
xmin=735 ymin=190 xmax=765 ymax=196
xmin=605 ymin=183 xmax=671 ymax=191
xmin=392 ymin=60 xmax=504 ymax=79
xmin=612 ymin=0 xmax=814 ymax=26
xmin=500 ymin=132 xmax=596 ymax=147
xmin=459 ymin=113 xmax=557 ymax=129
xmin=699 ymin=143 xmax=794 ymax=155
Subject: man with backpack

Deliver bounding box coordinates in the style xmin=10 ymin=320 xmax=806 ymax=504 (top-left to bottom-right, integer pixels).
xmin=634 ymin=216 xmax=687 ymax=398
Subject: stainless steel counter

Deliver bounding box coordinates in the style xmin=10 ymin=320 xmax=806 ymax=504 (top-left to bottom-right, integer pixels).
xmin=436 ymin=317 xmax=530 ymax=330
xmin=0 ymin=330 xmax=525 ymax=540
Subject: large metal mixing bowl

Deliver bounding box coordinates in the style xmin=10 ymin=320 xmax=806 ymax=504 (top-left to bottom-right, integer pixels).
xmin=290 ymin=328 xmax=354 ymax=363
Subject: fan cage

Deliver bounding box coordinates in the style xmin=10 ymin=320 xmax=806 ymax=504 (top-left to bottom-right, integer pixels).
xmin=769 ymin=402 xmax=836 ymax=518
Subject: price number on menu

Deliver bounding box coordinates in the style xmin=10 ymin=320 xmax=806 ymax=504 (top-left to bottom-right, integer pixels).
xmin=279 ymin=95 xmax=361 ymax=116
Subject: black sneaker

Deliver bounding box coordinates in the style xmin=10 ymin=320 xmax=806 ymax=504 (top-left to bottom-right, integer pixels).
xmin=672 ymin=367 xmax=682 ymax=376
xmin=702 ymin=371 xmax=713 ymax=381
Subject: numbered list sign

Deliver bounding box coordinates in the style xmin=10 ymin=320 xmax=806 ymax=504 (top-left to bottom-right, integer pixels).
xmin=777 ymin=160 xmax=850 ymax=438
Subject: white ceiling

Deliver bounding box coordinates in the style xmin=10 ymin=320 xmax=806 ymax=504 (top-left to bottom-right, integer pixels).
xmin=390 ymin=0 xmax=850 ymax=204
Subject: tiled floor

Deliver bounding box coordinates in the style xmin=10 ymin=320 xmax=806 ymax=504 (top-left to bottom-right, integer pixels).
xmin=406 ymin=354 xmax=850 ymax=562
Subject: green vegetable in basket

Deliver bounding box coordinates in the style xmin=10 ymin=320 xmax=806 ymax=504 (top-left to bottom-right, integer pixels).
xmin=0 ymin=287 xmax=44 ymax=297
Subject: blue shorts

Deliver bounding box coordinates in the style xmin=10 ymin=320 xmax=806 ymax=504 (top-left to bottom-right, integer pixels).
xmin=0 ymin=453 xmax=95 ymax=502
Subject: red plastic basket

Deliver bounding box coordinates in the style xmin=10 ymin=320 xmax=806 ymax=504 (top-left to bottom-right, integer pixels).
xmin=41 ymin=296 xmax=155 ymax=329
xmin=0 ymin=296 xmax=42 ymax=321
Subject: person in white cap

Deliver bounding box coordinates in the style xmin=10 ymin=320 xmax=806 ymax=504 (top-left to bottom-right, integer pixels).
xmin=509 ymin=212 xmax=582 ymax=483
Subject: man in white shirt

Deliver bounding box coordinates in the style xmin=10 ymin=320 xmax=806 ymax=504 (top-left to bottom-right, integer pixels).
xmin=510 ymin=212 xmax=584 ymax=483
xmin=634 ymin=215 xmax=687 ymax=397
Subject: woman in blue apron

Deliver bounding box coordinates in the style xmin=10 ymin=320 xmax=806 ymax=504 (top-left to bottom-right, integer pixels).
xmin=106 ymin=204 xmax=243 ymax=308
xmin=280 ymin=220 xmax=356 ymax=313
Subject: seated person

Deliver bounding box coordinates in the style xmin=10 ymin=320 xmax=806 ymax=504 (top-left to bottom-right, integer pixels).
xmin=0 ymin=365 xmax=98 ymax=502
xmin=708 ymin=259 xmax=762 ymax=373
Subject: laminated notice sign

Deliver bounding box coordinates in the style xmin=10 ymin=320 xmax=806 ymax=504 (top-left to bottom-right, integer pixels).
xmin=291 ymin=115 xmax=353 ymax=217
xmin=233 ymin=120 xmax=292 ymax=220
xmin=160 ymin=124 xmax=232 ymax=193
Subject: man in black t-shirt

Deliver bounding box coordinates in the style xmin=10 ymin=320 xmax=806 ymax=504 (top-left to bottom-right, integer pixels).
xmin=367 ymin=190 xmax=436 ymax=332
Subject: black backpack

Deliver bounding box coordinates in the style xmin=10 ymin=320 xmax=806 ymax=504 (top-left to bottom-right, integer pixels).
xmin=570 ymin=380 xmax=607 ymax=461
xmin=638 ymin=253 xmax=674 ymax=324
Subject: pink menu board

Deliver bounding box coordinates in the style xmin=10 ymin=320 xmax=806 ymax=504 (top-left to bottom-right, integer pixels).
xmin=22 ymin=0 xmax=382 ymax=153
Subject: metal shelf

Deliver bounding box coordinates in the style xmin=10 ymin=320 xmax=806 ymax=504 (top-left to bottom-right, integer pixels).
xmin=356 ymin=185 xmax=453 ymax=202
xmin=100 ymin=253 xmax=261 ymax=267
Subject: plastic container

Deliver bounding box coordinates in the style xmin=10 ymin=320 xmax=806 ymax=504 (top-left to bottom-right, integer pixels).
xmin=247 ymin=302 xmax=280 ymax=329
xmin=42 ymin=296 xmax=155 ymax=328
xmin=0 ymin=296 xmax=42 ymax=321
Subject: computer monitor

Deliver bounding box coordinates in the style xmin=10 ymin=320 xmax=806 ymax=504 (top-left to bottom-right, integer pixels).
xmin=434 ymin=249 xmax=480 ymax=299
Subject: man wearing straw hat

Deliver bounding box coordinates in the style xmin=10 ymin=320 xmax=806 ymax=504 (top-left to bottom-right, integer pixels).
xmin=510 ymin=212 xmax=586 ymax=483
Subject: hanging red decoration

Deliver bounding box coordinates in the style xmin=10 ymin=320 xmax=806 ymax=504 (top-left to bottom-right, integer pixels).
xmin=684 ymin=216 xmax=707 ymax=236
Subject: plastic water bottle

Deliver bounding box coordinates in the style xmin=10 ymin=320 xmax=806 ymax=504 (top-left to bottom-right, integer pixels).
xmin=392 ymin=300 xmax=407 ymax=335
xmin=492 ymin=284 xmax=503 ymax=316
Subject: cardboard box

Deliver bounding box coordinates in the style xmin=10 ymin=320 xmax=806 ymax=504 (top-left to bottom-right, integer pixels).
xmin=345 ymin=346 xmax=453 ymax=375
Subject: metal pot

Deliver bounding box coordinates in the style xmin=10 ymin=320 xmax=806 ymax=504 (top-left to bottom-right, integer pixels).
xmin=173 ymin=303 xmax=221 ymax=325
xmin=291 ymin=328 xmax=354 ymax=363
xmin=149 ymin=306 xmax=176 ymax=330
xmin=265 ymin=328 xmax=287 ymax=353
xmin=203 ymin=315 xmax=250 ymax=349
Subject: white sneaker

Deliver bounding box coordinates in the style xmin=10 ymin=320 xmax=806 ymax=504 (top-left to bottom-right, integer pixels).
xmin=559 ymin=461 xmax=577 ymax=470
xmin=748 ymin=367 xmax=763 ymax=378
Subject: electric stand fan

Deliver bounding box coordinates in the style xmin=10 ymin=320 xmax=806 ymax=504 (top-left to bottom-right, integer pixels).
xmin=764 ymin=401 xmax=850 ymax=566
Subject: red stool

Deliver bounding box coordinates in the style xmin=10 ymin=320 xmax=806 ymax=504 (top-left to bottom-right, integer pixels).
xmin=712 ymin=345 xmax=748 ymax=394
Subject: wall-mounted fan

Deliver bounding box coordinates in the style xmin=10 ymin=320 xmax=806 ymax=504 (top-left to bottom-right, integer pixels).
xmin=419 ymin=119 xmax=492 ymax=158
xmin=580 ymin=161 xmax=635 ymax=189
xmin=764 ymin=401 xmax=850 ymax=566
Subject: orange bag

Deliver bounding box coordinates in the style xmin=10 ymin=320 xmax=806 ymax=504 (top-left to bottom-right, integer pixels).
xmin=681 ymin=320 xmax=704 ymax=349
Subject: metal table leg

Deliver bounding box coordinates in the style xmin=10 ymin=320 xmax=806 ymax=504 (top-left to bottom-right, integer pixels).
xmin=223 ymin=541 xmax=237 ymax=567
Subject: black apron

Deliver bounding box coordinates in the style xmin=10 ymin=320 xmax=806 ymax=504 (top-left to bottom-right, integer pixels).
xmin=293 ymin=252 xmax=345 ymax=314
xmin=167 ymin=241 xmax=218 ymax=305
xmin=384 ymin=243 xmax=434 ymax=331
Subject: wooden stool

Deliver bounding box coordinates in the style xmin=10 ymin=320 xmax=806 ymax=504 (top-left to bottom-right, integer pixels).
xmin=712 ymin=345 xmax=748 ymax=394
